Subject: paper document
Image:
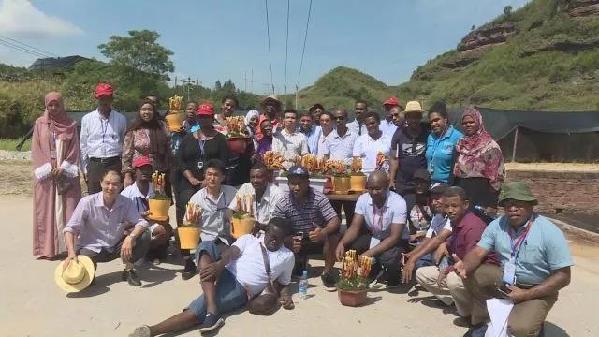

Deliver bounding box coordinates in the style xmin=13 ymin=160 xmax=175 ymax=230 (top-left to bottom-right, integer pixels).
xmin=485 ymin=298 xmax=514 ymax=337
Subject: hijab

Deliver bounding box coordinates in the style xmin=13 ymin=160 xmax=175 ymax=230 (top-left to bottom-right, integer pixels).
xmin=42 ymin=92 xmax=76 ymax=140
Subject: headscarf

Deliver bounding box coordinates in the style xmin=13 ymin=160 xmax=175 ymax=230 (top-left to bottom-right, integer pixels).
xmin=454 ymin=107 xmax=504 ymax=190
xmin=255 ymin=115 xmax=271 ymax=141
xmin=244 ymin=110 xmax=259 ymax=127
xmin=42 ymin=92 xmax=76 ymax=140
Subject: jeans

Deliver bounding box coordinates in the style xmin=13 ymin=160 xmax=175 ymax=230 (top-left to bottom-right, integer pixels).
xmin=187 ymin=241 xmax=248 ymax=322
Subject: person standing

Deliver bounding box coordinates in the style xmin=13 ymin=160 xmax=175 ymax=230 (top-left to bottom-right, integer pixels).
xmin=309 ymin=103 xmax=325 ymax=126
xmin=256 ymin=95 xmax=283 ymax=139
xmin=214 ymin=95 xmax=238 ymax=128
xmin=353 ymin=111 xmax=392 ymax=175
xmin=255 ymin=116 xmax=274 ymax=157
xmin=122 ymin=98 xmax=170 ymax=188
xmin=316 ymin=111 xmax=335 ymax=157
xmin=32 ymin=92 xmax=81 ymax=259
xmin=389 ymin=101 xmax=429 ymax=211
xmin=271 ymin=109 xmax=309 ymax=168
xmin=346 ymin=100 xmax=368 ymax=136
xmin=454 ymin=107 xmax=504 ymax=215
xmin=425 ymin=101 xmax=463 ymax=185
xmin=381 ymin=96 xmax=401 ymax=137
xmin=80 ymin=82 xmax=127 ymax=194
xmin=298 ymin=110 xmax=322 ymax=154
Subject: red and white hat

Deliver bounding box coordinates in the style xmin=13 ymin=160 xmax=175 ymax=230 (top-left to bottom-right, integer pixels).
xmin=196 ymin=103 xmax=215 ymax=116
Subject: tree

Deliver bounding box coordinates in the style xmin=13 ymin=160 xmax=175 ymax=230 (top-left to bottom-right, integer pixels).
xmin=98 ymin=30 xmax=174 ymax=80
xmin=504 ymin=6 xmax=513 ymax=18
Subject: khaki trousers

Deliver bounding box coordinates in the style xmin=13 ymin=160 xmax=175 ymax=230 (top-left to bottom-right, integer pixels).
xmin=463 ymin=264 xmax=557 ymax=337
xmin=415 ymin=266 xmax=473 ymax=317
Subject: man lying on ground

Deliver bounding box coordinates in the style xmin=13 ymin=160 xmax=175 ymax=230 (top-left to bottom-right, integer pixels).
xmin=129 ymin=217 xmax=295 ymax=337
xmin=335 ymin=170 xmax=408 ymax=287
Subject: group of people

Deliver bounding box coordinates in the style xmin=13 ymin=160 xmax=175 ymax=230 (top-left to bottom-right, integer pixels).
xmin=34 ymin=82 xmax=573 ymax=337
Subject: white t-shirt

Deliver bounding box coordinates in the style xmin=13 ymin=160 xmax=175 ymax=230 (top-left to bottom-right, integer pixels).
xmin=228 ymin=183 xmax=284 ymax=226
xmin=120 ymin=183 xmax=159 ymax=233
xmin=352 ymin=133 xmax=392 ymax=174
xmin=354 ymin=191 xmax=409 ymax=241
xmin=227 ymin=234 xmax=295 ymax=297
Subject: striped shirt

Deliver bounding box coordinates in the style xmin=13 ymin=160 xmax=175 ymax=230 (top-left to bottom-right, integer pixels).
xmin=272 ymin=188 xmax=338 ymax=233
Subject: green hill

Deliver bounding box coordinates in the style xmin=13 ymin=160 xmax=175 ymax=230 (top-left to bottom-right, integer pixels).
xmin=396 ymin=0 xmax=599 ymax=110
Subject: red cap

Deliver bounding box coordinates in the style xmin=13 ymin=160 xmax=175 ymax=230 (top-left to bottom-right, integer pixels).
xmin=133 ymin=156 xmax=152 ymax=169
xmin=196 ymin=103 xmax=214 ymax=116
xmin=95 ymin=82 xmax=113 ymax=99
xmin=383 ymin=96 xmax=400 ymax=107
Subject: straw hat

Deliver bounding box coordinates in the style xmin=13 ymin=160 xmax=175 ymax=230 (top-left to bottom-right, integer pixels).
xmin=54 ymin=256 xmax=95 ymax=292
xmin=261 ymin=95 xmax=282 ymax=107
xmin=403 ymin=101 xmax=423 ymax=113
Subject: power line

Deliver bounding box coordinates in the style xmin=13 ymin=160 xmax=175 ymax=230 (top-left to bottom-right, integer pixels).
xmin=0 ymin=37 xmax=51 ymax=58
xmin=264 ymin=0 xmax=275 ymax=94
xmin=0 ymin=35 xmax=59 ymax=58
xmin=284 ymin=0 xmax=290 ymax=95
xmin=297 ymin=0 xmax=314 ymax=88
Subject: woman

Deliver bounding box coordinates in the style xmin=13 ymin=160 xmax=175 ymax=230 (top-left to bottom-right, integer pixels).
xmin=176 ymin=102 xmax=230 ymax=279
xmin=32 ymin=92 xmax=81 ymax=259
xmin=352 ymin=111 xmax=392 ymax=175
xmin=454 ymin=106 xmax=504 ymax=212
xmin=244 ymin=109 xmax=259 ymax=138
xmin=425 ymin=101 xmax=463 ymax=184
xmin=122 ymin=98 xmax=170 ymax=188
xmin=316 ymin=111 xmax=334 ymax=157
xmin=255 ymin=115 xmax=273 ymax=156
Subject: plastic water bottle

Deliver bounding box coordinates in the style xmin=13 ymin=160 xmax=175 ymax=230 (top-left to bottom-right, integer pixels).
xmin=298 ymin=270 xmax=308 ymax=300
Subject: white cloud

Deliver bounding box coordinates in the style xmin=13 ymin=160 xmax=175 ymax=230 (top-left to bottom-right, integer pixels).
xmin=0 ymin=0 xmax=83 ymax=38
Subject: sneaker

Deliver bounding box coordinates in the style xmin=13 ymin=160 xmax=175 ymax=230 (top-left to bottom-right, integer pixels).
xmin=453 ymin=316 xmax=472 ymax=328
xmin=182 ymin=259 xmax=197 ymax=280
xmin=199 ymin=313 xmax=224 ymax=333
xmin=123 ymin=269 xmax=142 ymax=286
xmin=321 ymin=269 xmax=339 ymax=291
xmin=129 ymin=325 xmax=151 ymax=337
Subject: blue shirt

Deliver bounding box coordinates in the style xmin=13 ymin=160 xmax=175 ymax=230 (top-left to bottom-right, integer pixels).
xmin=478 ymin=214 xmax=574 ymax=286
xmin=425 ymin=125 xmax=463 ymax=184
xmin=300 ymin=125 xmax=322 ymax=154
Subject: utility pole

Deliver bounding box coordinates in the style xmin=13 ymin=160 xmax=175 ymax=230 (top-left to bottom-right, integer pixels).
xmin=243 ymin=71 xmax=247 ymax=92
xmin=251 ymin=68 xmax=254 ymax=92
xmin=182 ymin=77 xmax=198 ymax=102
xmin=295 ymin=84 xmax=299 ymax=110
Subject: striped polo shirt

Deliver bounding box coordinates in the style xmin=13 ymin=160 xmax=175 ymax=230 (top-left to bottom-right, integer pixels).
xmin=272 ymin=188 xmax=338 ymax=233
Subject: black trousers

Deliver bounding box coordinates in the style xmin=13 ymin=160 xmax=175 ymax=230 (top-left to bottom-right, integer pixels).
xmin=86 ymin=156 xmax=122 ymax=194
xmin=174 ymin=184 xmax=201 ymax=257
xmin=349 ymin=234 xmax=407 ymax=280
xmin=79 ymin=230 xmax=151 ymax=267
xmin=330 ymin=200 xmax=356 ymax=226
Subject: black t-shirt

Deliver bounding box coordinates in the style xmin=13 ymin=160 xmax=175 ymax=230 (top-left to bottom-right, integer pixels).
xmin=391 ymin=123 xmax=429 ymax=193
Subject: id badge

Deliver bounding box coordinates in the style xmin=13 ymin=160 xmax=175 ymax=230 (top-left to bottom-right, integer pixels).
xmin=197 ymin=161 xmax=204 ymax=170
xmin=502 ymin=257 xmax=517 ymax=285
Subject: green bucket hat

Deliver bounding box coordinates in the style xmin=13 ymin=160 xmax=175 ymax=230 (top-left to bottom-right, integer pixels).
xmin=498 ymin=182 xmax=538 ymax=206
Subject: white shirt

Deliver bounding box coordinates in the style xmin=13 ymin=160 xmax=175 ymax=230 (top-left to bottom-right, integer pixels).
xmin=228 ymin=183 xmax=284 ymax=226
xmin=346 ymin=119 xmax=367 ymax=137
xmin=121 ymin=183 xmax=161 ymax=233
xmin=227 ymin=234 xmax=295 ymax=297
xmin=326 ymin=129 xmax=358 ymax=165
xmin=272 ymin=128 xmax=309 ymax=162
xmin=425 ymin=214 xmax=452 ymax=238
xmin=353 ymin=132 xmax=392 ymax=174
xmin=316 ymin=129 xmax=335 ymax=157
xmin=80 ymin=108 xmax=127 ymax=173
xmin=380 ymin=120 xmax=398 ymax=138
xmin=354 ymin=191 xmax=409 ymax=241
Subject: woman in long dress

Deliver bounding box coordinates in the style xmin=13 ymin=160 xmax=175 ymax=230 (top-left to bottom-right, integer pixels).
xmin=32 ymin=92 xmax=81 ymax=259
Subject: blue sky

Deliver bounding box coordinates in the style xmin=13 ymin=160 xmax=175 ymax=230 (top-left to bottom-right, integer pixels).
xmin=0 ymin=0 xmax=529 ymax=94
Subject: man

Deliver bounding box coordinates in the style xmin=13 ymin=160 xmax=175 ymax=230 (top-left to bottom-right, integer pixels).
xmin=315 ymin=111 xmax=335 ymax=157
xmin=298 ymin=110 xmax=322 ymax=154
xmin=389 ymin=106 xmax=404 ymax=127
xmin=228 ymin=163 xmax=284 ymax=232
xmin=346 ymin=100 xmax=368 ymax=136
xmin=271 ymin=109 xmax=309 ymax=168
xmin=62 ymin=170 xmax=150 ymax=286
xmin=353 ymin=111 xmax=392 ymax=175
xmin=309 ymin=103 xmax=324 ymax=126
xmin=381 ymin=96 xmax=401 ymax=137
xmin=389 ymin=101 xmax=429 ymax=210
xmin=120 ymin=156 xmax=170 ymax=264
xmin=183 ymin=159 xmax=238 ymax=280
xmin=271 ymin=166 xmax=341 ymax=290
xmin=406 ymin=187 xmax=496 ymax=326
xmin=335 ymin=171 xmax=408 ymax=287
xmin=80 ymin=82 xmax=127 ymax=194
xmin=406 ymin=169 xmax=434 ymax=235
xmin=454 ymin=182 xmax=573 ymax=337
xmin=129 ymin=218 xmax=296 ymax=337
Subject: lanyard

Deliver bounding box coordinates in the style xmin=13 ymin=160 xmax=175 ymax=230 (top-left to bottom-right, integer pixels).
xmin=198 ymin=139 xmax=206 ymax=155
xmin=372 ymin=204 xmax=385 ymax=233
xmin=508 ymin=215 xmax=535 ymax=260
xmin=99 ymin=112 xmax=111 ymax=144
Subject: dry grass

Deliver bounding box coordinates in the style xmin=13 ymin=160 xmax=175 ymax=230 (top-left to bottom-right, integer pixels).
xmin=0 ymin=160 xmax=33 ymax=197
xmin=505 ymin=162 xmax=599 ymax=173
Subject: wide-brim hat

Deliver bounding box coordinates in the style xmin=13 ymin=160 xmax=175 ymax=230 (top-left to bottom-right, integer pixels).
xmin=54 ymin=256 xmax=95 ymax=292
xmin=261 ymin=95 xmax=282 ymax=107
xmin=498 ymin=182 xmax=538 ymax=206
xmin=404 ymin=101 xmax=423 ymax=114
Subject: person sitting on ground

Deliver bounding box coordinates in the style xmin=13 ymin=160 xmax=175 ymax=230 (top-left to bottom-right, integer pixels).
xmin=183 ymin=159 xmax=238 ymax=280
xmin=129 ymin=217 xmax=296 ymax=337
xmin=271 ymin=166 xmax=341 ymax=290
xmin=271 ymin=109 xmax=309 ymax=168
xmin=335 ymin=170 xmax=409 ymax=287
xmin=453 ymin=182 xmax=573 ymax=337
xmin=228 ymin=163 xmax=284 ymax=233
xmin=405 ymin=183 xmax=451 ymax=270
xmin=403 ymin=187 xmax=497 ymax=326
xmin=406 ymin=169 xmax=433 ymax=239
xmin=120 ymin=156 xmax=171 ymax=264
xmin=62 ymin=170 xmax=151 ymax=287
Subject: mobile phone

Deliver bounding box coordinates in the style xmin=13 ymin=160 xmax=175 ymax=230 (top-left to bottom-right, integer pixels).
xmin=497 ymin=284 xmax=512 ymax=298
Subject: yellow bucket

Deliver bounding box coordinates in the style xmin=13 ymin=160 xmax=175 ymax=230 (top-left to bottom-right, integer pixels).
xmin=148 ymin=198 xmax=170 ymax=221
xmin=350 ymin=175 xmax=366 ymax=192
xmin=231 ymin=216 xmax=256 ymax=239
xmin=178 ymin=226 xmax=200 ymax=250
xmin=165 ymin=112 xmax=185 ymax=132
xmin=332 ymin=176 xmax=351 ymax=194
